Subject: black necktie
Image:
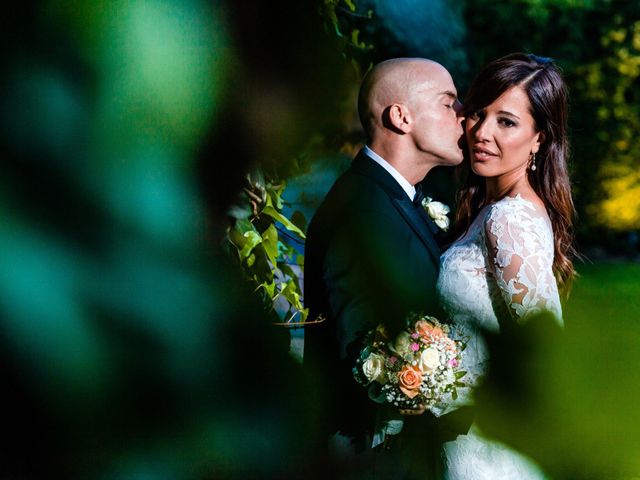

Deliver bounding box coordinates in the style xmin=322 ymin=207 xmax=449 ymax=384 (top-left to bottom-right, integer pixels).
xmin=413 ymin=184 xmax=425 ymax=210
xmin=413 ymin=184 xmax=440 ymax=238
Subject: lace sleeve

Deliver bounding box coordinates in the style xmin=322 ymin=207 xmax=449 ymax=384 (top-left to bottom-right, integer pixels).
xmin=483 ymin=197 xmax=562 ymax=324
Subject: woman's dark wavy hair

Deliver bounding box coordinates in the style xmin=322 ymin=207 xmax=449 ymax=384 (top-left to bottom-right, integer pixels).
xmin=454 ymin=52 xmax=577 ymax=296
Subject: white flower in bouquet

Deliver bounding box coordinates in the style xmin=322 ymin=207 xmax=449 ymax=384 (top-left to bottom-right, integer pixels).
xmin=419 ymin=347 xmax=441 ymax=373
xmin=390 ymin=330 xmax=412 ymax=356
xmin=362 ymin=352 xmax=386 ymax=383
xmin=353 ymin=313 xmax=468 ymax=410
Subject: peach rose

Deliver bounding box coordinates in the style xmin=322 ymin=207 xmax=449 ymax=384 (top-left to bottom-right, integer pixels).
xmin=415 ymin=320 xmax=443 ymax=339
xmin=398 ymin=366 xmax=422 ymax=399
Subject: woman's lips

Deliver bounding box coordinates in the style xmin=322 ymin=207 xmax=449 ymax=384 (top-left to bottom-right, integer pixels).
xmin=471 ymin=147 xmax=497 ymax=162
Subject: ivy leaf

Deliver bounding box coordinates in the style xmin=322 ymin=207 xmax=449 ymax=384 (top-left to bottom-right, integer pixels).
xmin=269 ymin=182 xmax=286 ymax=210
xmin=351 ymin=29 xmax=363 ymax=48
xmin=251 ymin=246 xmax=274 ymax=284
xmin=282 ymin=279 xmax=304 ymax=311
xmin=228 ymin=227 xmax=246 ymax=250
xmin=279 ymin=262 xmax=296 ymax=279
xmin=260 ymin=280 xmax=276 ymax=298
xmin=225 ymin=168 xmax=309 ymax=325
xmin=262 ymin=224 xmax=279 ymax=266
xmin=262 ymin=205 xmax=306 ymax=239
xmin=235 ymin=218 xmax=255 ymax=235
xmin=239 ymin=230 xmax=262 ymax=260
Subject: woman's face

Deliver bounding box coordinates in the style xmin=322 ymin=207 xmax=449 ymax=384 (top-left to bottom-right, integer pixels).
xmin=465 ymin=85 xmax=543 ymax=180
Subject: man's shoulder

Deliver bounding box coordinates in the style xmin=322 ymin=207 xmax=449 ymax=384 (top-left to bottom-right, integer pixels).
xmin=319 ymin=166 xmax=395 ymax=214
xmin=309 ymin=178 xmax=392 ymax=242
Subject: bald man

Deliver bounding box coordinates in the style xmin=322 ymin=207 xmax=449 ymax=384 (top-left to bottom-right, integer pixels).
xmin=304 ymin=58 xmax=465 ymax=478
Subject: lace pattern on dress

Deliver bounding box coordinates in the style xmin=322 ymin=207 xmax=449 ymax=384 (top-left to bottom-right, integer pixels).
xmin=435 ymin=194 xmax=562 ymax=480
xmin=483 ymin=194 xmax=562 ymax=324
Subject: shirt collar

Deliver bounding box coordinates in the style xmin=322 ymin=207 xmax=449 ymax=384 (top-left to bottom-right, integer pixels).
xmin=364 ymin=145 xmax=416 ymax=201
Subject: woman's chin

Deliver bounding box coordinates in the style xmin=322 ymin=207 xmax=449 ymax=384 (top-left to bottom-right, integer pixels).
xmin=470 ymin=163 xmax=489 ymax=177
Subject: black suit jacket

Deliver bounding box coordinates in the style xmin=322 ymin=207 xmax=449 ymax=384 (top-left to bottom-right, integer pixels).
xmin=304 ymin=150 xmax=445 ymax=446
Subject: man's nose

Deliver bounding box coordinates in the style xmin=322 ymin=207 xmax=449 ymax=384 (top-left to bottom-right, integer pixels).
xmin=454 ymin=99 xmax=463 ymax=116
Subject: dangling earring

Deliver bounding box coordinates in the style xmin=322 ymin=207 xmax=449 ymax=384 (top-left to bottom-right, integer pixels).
xmin=530 ymin=152 xmax=537 ymax=171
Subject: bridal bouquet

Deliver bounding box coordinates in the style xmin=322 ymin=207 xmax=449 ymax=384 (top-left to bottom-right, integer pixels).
xmin=353 ymin=313 xmax=467 ymax=409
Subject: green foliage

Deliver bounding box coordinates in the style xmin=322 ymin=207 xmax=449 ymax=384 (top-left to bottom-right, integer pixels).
xmin=476 ymin=262 xmax=640 ymax=478
xmin=227 ymin=171 xmax=309 ymax=325
xmin=580 ymin=19 xmax=640 ymax=230
xmin=321 ymin=0 xmax=375 ymax=77
xmin=317 ymin=0 xmax=640 ymax=237
xmin=461 ymin=0 xmax=640 ymax=236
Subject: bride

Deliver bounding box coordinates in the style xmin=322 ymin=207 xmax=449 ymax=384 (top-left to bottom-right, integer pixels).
xmin=435 ymin=53 xmax=577 ymax=479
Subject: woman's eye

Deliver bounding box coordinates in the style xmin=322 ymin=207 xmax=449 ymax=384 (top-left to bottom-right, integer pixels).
xmin=499 ymin=118 xmax=516 ymax=127
xmin=468 ymin=111 xmax=481 ymax=120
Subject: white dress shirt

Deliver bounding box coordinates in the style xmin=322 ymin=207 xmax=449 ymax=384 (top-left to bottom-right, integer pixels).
xmin=363 ymin=145 xmax=416 ymax=201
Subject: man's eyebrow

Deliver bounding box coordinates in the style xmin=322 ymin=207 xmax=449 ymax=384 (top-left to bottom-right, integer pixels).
xmin=439 ymin=91 xmax=458 ymax=99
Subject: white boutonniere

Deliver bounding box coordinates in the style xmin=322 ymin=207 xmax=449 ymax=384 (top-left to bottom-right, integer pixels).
xmin=421 ymin=197 xmax=450 ymax=231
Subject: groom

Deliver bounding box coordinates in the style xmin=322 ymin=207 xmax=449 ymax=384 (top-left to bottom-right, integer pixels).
xmin=304 ymin=58 xmax=465 ymax=478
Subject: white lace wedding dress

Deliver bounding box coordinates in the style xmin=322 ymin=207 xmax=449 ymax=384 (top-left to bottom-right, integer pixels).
xmin=435 ymin=194 xmax=562 ymax=480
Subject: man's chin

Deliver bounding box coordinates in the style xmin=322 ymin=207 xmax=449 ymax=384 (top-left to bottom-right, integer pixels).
xmin=446 ymin=153 xmax=464 ymax=166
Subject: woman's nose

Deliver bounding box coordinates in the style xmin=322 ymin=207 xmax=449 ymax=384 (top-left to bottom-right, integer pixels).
xmin=471 ymin=119 xmax=491 ymax=142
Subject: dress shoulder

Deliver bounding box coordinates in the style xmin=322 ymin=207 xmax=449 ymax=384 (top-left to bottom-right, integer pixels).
xmin=483 ymin=194 xmax=554 ymax=262
xmin=482 ymin=194 xmax=562 ymax=323
xmin=485 ymin=194 xmax=550 ymax=227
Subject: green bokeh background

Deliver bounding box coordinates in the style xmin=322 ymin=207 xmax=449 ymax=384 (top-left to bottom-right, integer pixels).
xmin=1 ymin=0 xmax=639 ymax=478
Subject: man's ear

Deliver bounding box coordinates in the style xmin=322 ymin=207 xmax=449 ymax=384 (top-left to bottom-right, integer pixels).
xmin=387 ymin=103 xmax=411 ymax=133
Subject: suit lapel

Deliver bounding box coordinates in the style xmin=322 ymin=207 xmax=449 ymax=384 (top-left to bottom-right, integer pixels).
xmin=415 ymin=201 xmax=440 ymax=237
xmin=350 ymin=150 xmax=441 ymax=268
xmin=392 ymin=197 xmax=441 ymax=267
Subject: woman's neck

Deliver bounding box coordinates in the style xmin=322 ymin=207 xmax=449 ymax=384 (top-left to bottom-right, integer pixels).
xmin=485 ymin=169 xmax=531 ymax=202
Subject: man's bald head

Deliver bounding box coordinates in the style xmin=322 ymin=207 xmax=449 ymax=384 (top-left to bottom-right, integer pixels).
xmin=358 ymin=58 xmax=450 ymax=139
